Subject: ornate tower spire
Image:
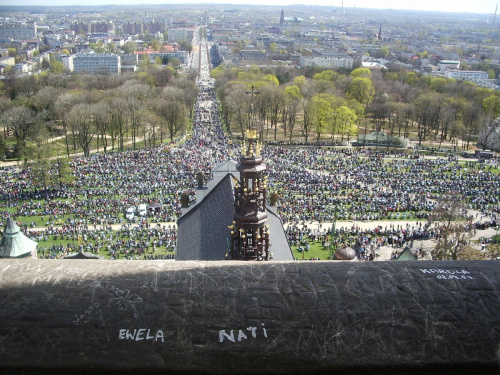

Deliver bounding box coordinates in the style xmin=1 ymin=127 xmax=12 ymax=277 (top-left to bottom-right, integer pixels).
xmin=229 ymin=130 xmax=270 ymax=260
xmin=280 ymin=9 xmax=285 ymax=26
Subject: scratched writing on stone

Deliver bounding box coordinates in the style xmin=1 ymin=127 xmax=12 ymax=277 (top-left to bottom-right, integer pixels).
xmin=73 ymin=303 xmax=101 ymax=325
xmin=219 ymin=323 xmax=268 ymax=343
xmin=419 ymin=268 xmax=476 ymax=280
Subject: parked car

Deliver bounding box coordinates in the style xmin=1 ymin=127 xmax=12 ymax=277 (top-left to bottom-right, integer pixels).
xmin=138 ymin=204 xmax=147 ymax=217
xmin=126 ymin=207 xmax=135 ymax=220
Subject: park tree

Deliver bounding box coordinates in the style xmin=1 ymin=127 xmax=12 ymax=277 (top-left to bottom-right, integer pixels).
xmin=54 ymin=91 xmax=89 ymax=157
xmin=299 ymin=97 xmax=315 ymax=143
xmin=461 ymin=101 xmax=484 ymax=149
xmin=53 ymin=157 xmax=74 ymax=187
xmin=313 ymin=70 xmax=339 ymax=82
xmin=223 ymin=84 xmax=251 ymax=136
xmin=478 ymin=118 xmax=500 ymax=150
xmin=437 ymin=97 xmax=463 ymax=147
xmin=293 ymin=75 xmax=307 ymax=88
xmin=333 ymin=106 xmax=357 ymax=142
xmin=310 ymin=95 xmax=333 ymax=142
xmin=283 ymin=85 xmax=302 ymax=140
xmin=109 ymin=97 xmax=129 ymax=151
xmin=482 ymin=95 xmax=500 ymax=145
xmin=414 ymin=93 xmax=441 ymax=146
xmin=0 ymin=136 xmax=6 ymax=161
xmin=25 ymin=143 xmax=53 ymax=189
xmin=148 ymin=65 xmax=174 ymax=87
xmin=67 ymin=103 xmax=95 ymax=157
xmin=92 ymin=101 xmax=112 ymax=153
xmin=163 ymin=100 xmax=187 ymax=141
xmin=428 ymin=192 xmax=472 ymax=261
xmin=4 ymin=106 xmax=39 ymax=159
xmin=350 ymin=67 xmax=373 ymax=79
xmin=171 ymin=76 xmax=199 ymax=118
xmin=347 ymin=77 xmax=374 ymax=105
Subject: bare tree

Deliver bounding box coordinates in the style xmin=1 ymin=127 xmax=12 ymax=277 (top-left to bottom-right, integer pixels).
xmin=428 ymin=192 xmax=473 ymax=260
xmin=299 ymin=97 xmax=314 ymax=143
xmin=67 ymin=103 xmax=95 ymax=157
xmin=92 ymin=101 xmax=112 ymax=153
xmin=55 ymin=91 xmax=89 ymax=157
xmin=108 ymin=97 xmax=129 ymax=152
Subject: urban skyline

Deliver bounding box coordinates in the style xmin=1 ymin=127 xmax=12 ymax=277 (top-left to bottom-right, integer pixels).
xmin=0 ymin=0 xmax=498 ymax=16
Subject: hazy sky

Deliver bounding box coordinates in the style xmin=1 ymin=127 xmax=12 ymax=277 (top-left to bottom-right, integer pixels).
xmin=2 ymin=0 xmax=498 ymax=15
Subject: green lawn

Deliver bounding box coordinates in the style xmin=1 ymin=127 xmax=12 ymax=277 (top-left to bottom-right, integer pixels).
xmin=291 ymin=239 xmax=334 ymax=260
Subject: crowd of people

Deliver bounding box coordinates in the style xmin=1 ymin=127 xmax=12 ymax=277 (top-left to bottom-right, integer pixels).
xmin=0 ymin=42 xmax=499 ymax=261
xmin=264 ymin=147 xmax=499 ymax=225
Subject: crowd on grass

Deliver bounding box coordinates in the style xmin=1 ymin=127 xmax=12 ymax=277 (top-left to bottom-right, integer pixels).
xmin=1 ymin=63 xmax=499 ymax=260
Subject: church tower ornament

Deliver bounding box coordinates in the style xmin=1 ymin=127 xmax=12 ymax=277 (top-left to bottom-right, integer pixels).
xmin=229 ymin=129 xmax=270 ymax=260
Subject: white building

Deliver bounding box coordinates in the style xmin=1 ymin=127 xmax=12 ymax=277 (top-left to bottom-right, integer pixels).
xmin=444 ymin=69 xmax=488 ymax=80
xmin=60 ymin=54 xmax=74 ymax=72
xmin=437 ymin=60 xmax=460 ymax=72
xmin=299 ymin=53 xmax=354 ymax=69
xmin=73 ymin=53 xmax=121 ymax=74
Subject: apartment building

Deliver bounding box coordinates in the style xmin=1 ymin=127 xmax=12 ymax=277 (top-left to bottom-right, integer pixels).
xmin=167 ymin=28 xmax=195 ymax=42
xmin=299 ymin=53 xmax=354 ymax=69
xmin=0 ymin=22 xmax=37 ymax=40
xmin=444 ymin=69 xmax=488 ymax=80
xmin=73 ymin=53 xmax=120 ymax=74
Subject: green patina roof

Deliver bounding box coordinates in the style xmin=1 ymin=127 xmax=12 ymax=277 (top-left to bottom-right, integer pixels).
xmin=396 ymin=247 xmax=417 ymax=261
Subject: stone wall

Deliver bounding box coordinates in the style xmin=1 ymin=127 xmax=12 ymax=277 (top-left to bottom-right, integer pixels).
xmin=0 ymin=259 xmax=499 ymax=374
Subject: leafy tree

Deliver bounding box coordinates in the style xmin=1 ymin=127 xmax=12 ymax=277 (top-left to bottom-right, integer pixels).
xmin=293 ymin=75 xmax=307 ymax=87
xmin=26 ymin=143 xmax=53 ymax=189
xmin=350 ymin=67 xmax=373 ymax=79
xmin=333 ymin=106 xmax=357 ymax=142
xmin=313 ymin=70 xmax=339 ymax=82
xmin=310 ymin=95 xmax=333 ymax=142
xmin=179 ymin=40 xmax=192 ymax=53
xmin=50 ymin=59 xmax=65 ymax=73
xmin=53 ymin=157 xmax=74 ymax=187
xmin=347 ymin=77 xmax=374 ymax=105
xmin=378 ymin=46 xmax=389 ymax=57
xmin=167 ymin=57 xmax=180 ymax=68
xmin=123 ymin=41 xmax=137 ymax=54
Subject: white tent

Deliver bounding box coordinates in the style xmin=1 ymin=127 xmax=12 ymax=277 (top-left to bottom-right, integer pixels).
xmin=0 ymin=218 xmax=37 ymax=258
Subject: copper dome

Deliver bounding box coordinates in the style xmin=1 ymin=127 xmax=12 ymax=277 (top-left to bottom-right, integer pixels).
xmin=334 ymin=246 xmax=357 ymax=261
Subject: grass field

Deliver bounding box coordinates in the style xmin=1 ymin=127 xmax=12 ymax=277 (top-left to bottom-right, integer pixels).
xmin=291 ymin=239 xmax=334 ymax=260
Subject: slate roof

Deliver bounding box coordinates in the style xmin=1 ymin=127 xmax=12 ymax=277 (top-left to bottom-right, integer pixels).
xmin=0 ymin=218 xmax=37 ymax=258
xmin=176 ymin=173 xmax=293 ymax=261
xmin=64 ymin=251 xmax=100 ymax=259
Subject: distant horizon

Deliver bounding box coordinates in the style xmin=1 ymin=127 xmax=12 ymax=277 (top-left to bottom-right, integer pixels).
xmin=0 ymin=0 xmax=498 ymax=15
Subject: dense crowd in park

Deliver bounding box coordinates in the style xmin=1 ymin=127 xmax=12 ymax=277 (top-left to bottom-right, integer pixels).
xmin=264 ymin=147 xmax=500 ymax=225
xmin=1 ymin=53 xmax=499 ymax=260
